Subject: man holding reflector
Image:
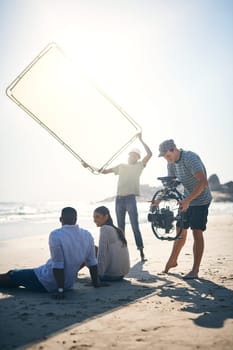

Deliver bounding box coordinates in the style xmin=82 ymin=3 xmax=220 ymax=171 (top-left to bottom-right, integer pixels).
xmin=98 ymin=133 xmax=152 ymax=262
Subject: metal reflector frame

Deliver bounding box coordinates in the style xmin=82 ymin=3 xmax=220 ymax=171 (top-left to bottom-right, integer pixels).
xmin=6 ymin=43 xmax=141 ymax=174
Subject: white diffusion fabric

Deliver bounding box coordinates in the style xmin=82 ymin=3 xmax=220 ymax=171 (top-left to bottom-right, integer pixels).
xmin=6 ymin=43 xmax=141 ymax=173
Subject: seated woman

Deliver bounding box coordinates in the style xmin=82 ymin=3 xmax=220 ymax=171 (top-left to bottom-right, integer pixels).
xmin=93 ymin=206 xmax=130 ymax=282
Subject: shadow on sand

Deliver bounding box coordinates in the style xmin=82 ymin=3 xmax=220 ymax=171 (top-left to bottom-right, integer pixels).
xmin=127 ymin=261 xmax=233 ymax=329
xmin=156 ymin=273 xmax=233 ymax=329
xmin=1 ymin=263 xmax=233 ymax=349
xmin=0 ymin=263 xmax=164 ymax=350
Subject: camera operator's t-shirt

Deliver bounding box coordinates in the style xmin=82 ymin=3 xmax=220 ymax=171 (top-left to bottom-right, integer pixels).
xmin=112 ymin=162 xmax=144 ymax=196
xmin=167 ymin=150 xmax=212 ymax=206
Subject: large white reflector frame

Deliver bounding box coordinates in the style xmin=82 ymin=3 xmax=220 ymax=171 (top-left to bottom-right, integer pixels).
xmin=6 ymin=43 xmax=141 ymax=173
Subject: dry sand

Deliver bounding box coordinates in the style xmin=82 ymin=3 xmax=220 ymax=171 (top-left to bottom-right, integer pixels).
xmin=0 ymin=214 xmax=233 ymax=350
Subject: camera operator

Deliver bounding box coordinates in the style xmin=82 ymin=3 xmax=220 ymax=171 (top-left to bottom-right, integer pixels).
xmin=154 ymin=139 xmax=212 ymax=279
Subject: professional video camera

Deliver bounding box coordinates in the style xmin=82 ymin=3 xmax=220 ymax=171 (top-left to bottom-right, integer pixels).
xmin=148 ymin=176 xmax=186 ymax=241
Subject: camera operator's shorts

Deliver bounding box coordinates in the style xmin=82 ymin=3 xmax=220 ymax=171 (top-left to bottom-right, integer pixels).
xmin=177 ymin=203 xmax=210 ymax=231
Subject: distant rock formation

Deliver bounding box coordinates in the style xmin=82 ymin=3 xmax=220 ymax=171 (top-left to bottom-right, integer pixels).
xmin=222 ymin=181 xmax=233 ymax=194
xmin=139 ymin=177 xmax=233 ymax=202
xmin=137 ymin=184 xmax=160 ymax=202
xmin=208 ymin=174 xmax=221 ymax=191
xmin=99 ymin=184 xmax=161 ymax=203
xmin=208 ymin=174 xmax=233 ymax=202
xmin=99 ymin=174 xmax=233 ymax=203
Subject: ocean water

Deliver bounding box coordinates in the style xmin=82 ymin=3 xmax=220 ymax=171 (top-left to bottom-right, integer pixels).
xmin=1 ymin=200 xmax=233 ymax=224
xmin=0 ymin=200 xmax=116 ymax=242
xmin=0 ymin=200 xmax=96 ymax=225
xmin=0 ymin=200 xmax=232 ymax=241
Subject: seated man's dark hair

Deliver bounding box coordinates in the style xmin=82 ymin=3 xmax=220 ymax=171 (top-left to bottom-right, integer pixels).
xmin=61 ymin=207 xmax=77 ymax=225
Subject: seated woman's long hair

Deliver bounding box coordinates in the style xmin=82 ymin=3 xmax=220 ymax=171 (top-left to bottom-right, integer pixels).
xmin=94 ymin=206 xmax=127 ymax=246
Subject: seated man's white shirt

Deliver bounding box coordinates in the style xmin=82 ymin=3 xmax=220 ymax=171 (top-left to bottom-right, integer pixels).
xmin=34 ymin=225 xmax=97 ymax=292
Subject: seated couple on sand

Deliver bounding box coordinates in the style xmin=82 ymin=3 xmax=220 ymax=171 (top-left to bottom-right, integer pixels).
xmin=0 ymin=206 xmax=130 ymax=298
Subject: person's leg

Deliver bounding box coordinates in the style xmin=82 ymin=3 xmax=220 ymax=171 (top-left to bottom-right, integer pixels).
xmin=115 ymin=196 xmax=126 ymax=232
xmin=183 ymin=204 xmax=209 ymax=279
xmin=0 ymin=271 xmax=20 ymax=288
xmin=126 ymin=196 xmax=146 ymax=261
xmin=183 ymin=230 xmax=204 ymax=279
xmin=3 ymin=269 xmax=47 ymax=292
xmin=163 ymin=229 xmax=188 ymax=272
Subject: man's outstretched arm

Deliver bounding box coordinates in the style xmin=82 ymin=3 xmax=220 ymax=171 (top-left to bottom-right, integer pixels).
xmin=100 ymin=168 xmax=114 ymax=174
xmin=138 ymin=133 xmax=153 ymax=166
xmin=82 ymin=161 xmax=113 ymax=174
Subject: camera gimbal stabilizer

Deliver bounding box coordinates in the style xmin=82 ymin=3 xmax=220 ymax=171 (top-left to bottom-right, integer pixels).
xmin=148 ymin=176 xmax=186 ymax=240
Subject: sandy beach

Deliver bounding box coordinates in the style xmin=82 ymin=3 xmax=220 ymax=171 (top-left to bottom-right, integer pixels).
xmin=0 ymin=213 xmax=233 ymax=350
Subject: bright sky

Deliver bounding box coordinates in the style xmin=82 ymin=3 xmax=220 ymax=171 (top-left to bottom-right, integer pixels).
xmin=0 ymin=0 xmax=233 ymax=203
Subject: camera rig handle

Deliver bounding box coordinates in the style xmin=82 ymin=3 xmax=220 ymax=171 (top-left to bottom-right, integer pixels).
xmin=157 ymin=176 xmax=181 ymax=188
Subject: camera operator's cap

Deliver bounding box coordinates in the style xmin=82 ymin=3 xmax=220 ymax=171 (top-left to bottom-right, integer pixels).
xmin=158 ymin=139 xmax=176 ymax=157
xmin=129 ymin=148 xmax=141 ymax=158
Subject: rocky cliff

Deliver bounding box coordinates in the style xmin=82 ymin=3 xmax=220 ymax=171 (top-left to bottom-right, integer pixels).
xmin=208 ymin=174 xmax=233 ymax=202
xmin=100 ymin=174 xmax=233 ymax=202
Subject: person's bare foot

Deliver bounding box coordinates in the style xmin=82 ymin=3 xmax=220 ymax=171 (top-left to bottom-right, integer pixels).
xmin=139 ymin=249 xmax=147 ymax=263
xmin=183 ymin=271 xmax=199 ymax=279
xmin=163 ymin=262 xmax=177 ymax=273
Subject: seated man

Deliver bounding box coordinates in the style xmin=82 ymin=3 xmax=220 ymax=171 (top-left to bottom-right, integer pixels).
xmin=0 ymin=207 xmax=102 ymax=298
